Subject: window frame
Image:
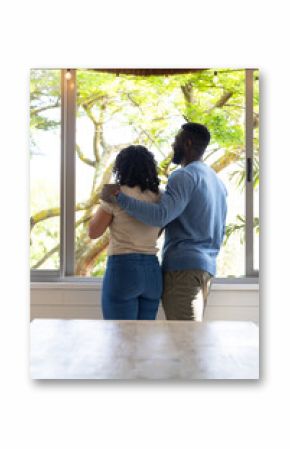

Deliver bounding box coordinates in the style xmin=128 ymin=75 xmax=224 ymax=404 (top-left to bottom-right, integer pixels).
xmin=31 ymin=68 xmax=259 ymax=284
xmin=245 ymin=69 xmax=259 ymax=278
xmin=60 ymin=69 xmax=76 ymax=278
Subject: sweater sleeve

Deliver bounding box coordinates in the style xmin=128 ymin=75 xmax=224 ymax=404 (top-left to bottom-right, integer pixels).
xmin=116 ymin=170 xmax=195 ymax=227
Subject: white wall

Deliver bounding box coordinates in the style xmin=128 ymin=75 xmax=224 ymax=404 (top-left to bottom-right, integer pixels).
xmin=31 ymin=282 xmax=259 ymax=323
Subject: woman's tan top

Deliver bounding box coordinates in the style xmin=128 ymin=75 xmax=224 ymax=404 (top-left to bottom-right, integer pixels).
xmin=99 ymin=185 xmax=161 ymax=256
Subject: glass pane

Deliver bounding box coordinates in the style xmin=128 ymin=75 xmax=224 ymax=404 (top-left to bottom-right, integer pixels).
xmin=75 ymin=69 xmax=246 ymax=277
xmin=253 ymin=70 xmax=259 ymax=271
xmin=30 ymin=69 xmax=61 ymax=269
xmin=205 ymin=71 xmax=246 ymax=277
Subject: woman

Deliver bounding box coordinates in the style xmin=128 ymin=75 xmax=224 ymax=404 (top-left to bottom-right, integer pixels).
xmin=88 ymin=145 xmax=163 ymax=320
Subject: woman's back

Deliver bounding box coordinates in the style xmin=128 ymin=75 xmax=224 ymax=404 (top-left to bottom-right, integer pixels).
xmin=100 ymin=185 xmax=161 ymax=255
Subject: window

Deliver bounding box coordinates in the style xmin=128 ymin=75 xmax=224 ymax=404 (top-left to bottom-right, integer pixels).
xmin=30 ymin=69 xmax=61 ymax=272
xmin=30 ymin=68 xmax=259 ymax=281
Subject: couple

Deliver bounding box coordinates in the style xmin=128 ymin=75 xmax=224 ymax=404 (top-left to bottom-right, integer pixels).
xmin=89 ymin=122 xmax=227 ymax=321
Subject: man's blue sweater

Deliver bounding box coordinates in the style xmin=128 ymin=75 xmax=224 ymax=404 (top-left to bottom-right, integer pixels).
xmin=116 ymin=161 xmax=227 ymax=276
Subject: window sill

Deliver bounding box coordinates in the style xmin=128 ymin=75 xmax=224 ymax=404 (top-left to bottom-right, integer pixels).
xmin=31 ymin=279 xmax=259 ymax=291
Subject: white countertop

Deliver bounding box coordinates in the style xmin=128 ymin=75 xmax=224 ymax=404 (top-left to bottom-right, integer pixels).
xmin=30 ymin=319 xmax=259 ymax=380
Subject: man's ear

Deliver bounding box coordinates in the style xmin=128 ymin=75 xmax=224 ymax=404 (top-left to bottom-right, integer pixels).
xmin=184 ymin=138 xmax=192 ymax=151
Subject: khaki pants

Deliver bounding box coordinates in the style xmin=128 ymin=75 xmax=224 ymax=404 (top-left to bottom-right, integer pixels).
xmin=162 ymin=269 xmax=213 ymax=321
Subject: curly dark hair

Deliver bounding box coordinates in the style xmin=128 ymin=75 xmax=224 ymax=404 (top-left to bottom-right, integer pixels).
xmin=113 ymin=145 xmax=160 ymax=193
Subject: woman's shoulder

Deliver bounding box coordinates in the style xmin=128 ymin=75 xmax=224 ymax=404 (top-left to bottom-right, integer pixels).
xmin=120 ymin=185 xmax=140 ymax=195
xmin=121 ymin=185 xmax=161 ymax=203
xmin=142 ymin=189 xmax=161 ymax=203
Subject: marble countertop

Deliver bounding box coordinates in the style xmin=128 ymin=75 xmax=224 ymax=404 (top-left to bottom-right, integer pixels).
xmin=30 ymin=320 xmax=259 ymax=380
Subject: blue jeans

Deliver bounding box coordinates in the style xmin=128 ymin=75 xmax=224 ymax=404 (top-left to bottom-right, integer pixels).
xmin=101 ymin=254 xmax=163 ymax=320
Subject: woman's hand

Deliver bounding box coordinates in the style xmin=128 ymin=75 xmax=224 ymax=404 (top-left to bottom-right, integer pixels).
xmin=100 ymin=184 xmax=121 ymax=203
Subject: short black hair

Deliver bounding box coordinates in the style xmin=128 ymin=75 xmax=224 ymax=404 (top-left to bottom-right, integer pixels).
xmin=113 ymin=145 xmax=160 ymax=193
xmin=181 ymin=122 xmax=210 ymax=155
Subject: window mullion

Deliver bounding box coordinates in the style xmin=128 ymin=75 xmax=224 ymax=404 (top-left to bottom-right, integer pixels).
xmin=60 ymin=69 xmax=76 ymax=277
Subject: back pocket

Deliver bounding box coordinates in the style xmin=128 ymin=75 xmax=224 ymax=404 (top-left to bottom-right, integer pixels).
xmin=106 ymin=263 xmax=142 ymax=300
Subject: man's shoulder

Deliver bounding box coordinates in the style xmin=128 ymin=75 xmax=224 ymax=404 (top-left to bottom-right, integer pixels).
xmin=169 ymin=167 xmax=194 ymax=182
xmin=167 ymin=168 xmax=196 ymax=194
xmin=185 ymin=160 xmax=209 ymax=174
xmin=183 ymin=162 xmax=228 ymax=196
xmin=186 ymin=161 xmax=222 ymax=182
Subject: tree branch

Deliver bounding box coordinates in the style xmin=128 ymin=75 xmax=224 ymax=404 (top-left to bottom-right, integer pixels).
xmin=30 ymin=100 xmax=60 ymax=116
xmin=31 ymin=212 xmax=94 ymax=269
xmin=211 ymin=90 xmax=233 ymax=109
xmin=30 ymin=208 xmax=60 ymax=230
xmin=75 ymin=230 xmax=110 ymax=275
xmin=82 ymin=104 xmax=104 ymax=162
xmin=211 ymin=148 xmax=243 ymax=173
xmin=76 ymin=144 xmax=96 ymax=167
xmin=30 ymin=160 xmax=114 ymax=231
xmin=31 ymin=244 xmax=60 ymax=269
xmin=181 ymin=82 xmax=195 ymax=104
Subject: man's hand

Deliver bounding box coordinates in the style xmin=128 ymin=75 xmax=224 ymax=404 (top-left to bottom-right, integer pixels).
xmin=100 ymin=183 xmax=121 ymax=203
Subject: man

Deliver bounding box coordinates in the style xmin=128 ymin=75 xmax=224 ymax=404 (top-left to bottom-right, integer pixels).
xmin=101 ymin=123 xmax=227 ymax=321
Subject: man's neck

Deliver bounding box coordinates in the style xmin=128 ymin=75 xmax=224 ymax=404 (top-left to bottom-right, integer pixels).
xmin=182 ymin=157 xmax=202 ymax=167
